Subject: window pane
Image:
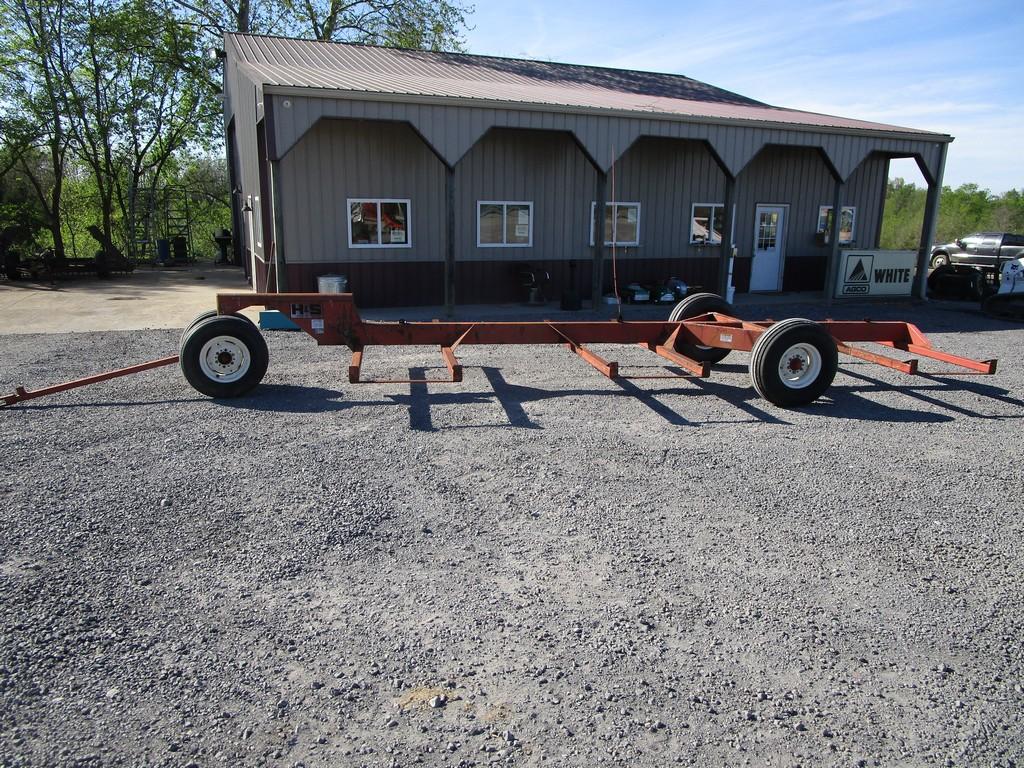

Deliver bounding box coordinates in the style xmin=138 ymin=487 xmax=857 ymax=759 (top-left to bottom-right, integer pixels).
xmin=615 ymin=205 xmax=638 ymax=244
xmin=709 ymin=205 xmax=723 ymax=244
xmin=506 ymin=205 xmax=531 ymax=244
xmin=479 ymin=204 xmax=503 ymax=244
xmin=351 ymin=201 xmax=379 ymax=245
xmin=603 ymin=206 xmax=614 ymax=244
xmin=757 ymin=212 xmax=778 ymax=250
xmin=380 ymin=201 xmax=408 ymax=245
xmin=692 ymin=205 xmax=712 ymax=243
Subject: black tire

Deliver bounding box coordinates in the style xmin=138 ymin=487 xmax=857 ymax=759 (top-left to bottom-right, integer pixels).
xmin=965 ymin=270 xmax=985 ymax=302
xmin=180 ymin=315 xmax=269 ymax=398
xmin=930 ymin=252 xmax=949 ymax=269
xmin=180 ymin=310 xmax=218 ymax=347
xmin=668 ymin=292 xmax=735 ymax=363
xmin=750 ymin=318 xmax=838 ymax=407
xmin=179 ymin=310 xmax=255 ymax=347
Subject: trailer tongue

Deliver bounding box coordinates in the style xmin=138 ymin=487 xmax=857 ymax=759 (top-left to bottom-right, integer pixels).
xmin=1 ymin=292 xmax=997 ymax=409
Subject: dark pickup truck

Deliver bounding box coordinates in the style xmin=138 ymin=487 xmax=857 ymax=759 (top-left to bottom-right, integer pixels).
xmin=930 ymin=232 xmax=1024 ymax=268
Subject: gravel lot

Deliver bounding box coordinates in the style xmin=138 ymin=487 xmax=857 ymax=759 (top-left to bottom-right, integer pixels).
xmin=1 ymin=300 xmax=1023 ymax=767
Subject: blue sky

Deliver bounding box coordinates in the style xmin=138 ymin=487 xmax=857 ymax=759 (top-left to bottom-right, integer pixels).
xmin=464 ymin=0 xmax=1023 ymax=194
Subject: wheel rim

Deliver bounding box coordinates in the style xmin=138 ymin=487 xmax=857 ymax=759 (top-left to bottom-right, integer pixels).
xmin=777 ymin=343 xmax=822 ymax=389
xmin=198 ymin=335 xmax=251 ymax=383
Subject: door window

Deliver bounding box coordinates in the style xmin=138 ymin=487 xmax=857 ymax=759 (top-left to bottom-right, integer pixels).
xmin=757 ymin=211 xmax=779 ymax=250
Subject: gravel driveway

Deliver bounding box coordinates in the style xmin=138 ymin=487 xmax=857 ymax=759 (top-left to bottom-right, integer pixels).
xmin=1 ymin=301 xmax=1022 ymax=767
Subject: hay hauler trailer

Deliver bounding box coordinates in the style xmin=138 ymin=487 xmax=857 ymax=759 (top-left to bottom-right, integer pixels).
xmin=176 ymin=291 xmax=1004 ymax=406
xmin=0 ymin=292 xmax=997 ymax=409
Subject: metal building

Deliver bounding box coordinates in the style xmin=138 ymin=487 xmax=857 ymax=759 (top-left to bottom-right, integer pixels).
xmin=221 ymin=33 xmax=950 ymax=309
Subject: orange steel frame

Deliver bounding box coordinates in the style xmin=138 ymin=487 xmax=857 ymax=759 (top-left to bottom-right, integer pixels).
xmin=0 ymin=292 xmax=997 ymax=408
xmin=217 ymin=293 xmax=997 ymax=383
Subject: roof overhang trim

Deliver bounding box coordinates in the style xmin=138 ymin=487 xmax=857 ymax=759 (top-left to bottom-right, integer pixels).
xmin=260 ymin=84 xmax=952 ymax=146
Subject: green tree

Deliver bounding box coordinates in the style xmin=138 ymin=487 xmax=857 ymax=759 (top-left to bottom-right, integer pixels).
xmin=937 ymin=183 xmax=994 ymax=242
xmin=881 ymin=180 xmax=1024 ymax=251
xmin=170 ymin=0 xmax=471 ymax=48
xmin=0 ymin=142 xmax=49 ymax=269
xmin=991 ymin=189 xmax=1024 ymax=233
xmin=880 ymin=177 xmax=926 ymax=249
xmin=0 ymin=0 xmax=72 ymax=257
xmin=40 ymin=0 xmax=212 ymax=255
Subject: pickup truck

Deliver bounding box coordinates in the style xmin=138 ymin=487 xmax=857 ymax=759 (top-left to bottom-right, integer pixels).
xmin=930 ymin=232 xmax=1024 ymax=268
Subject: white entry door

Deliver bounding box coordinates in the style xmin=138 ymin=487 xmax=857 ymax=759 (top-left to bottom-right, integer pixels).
xmin=750 ymin=205 xmax=787 ymax=292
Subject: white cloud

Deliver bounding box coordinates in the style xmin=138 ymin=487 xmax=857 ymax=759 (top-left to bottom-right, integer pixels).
xmin=464 ymin=0 xmax=1021 ymax=191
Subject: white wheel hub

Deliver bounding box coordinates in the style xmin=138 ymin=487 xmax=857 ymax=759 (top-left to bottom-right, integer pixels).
xmin=198 ymin=335 xmax=250 ymax=383
xmin=777 ymin=343 xmax=822 ymax=389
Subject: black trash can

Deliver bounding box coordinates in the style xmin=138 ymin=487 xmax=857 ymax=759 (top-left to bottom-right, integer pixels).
xmin=172 ymin=236 xmax=188 ymax=262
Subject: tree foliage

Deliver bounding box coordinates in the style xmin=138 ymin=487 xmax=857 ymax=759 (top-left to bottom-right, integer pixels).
xmin=0 ymin=0 xmax=470 ymax=267
xmin=168 ymin=0 xmax=471 ymax=49
xmin=881 ymin=179 xmax=1024 ymax=249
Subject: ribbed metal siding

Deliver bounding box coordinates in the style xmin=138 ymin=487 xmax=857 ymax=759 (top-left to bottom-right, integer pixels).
xmin=273 ymin=111 xmax=890 ymax=274
xmin=223 ymin=55 xmax=267 ymax=265
xmin=612 ymin=137 xmax=727 ymax=261
xmin=454 ymin=129 xmax=595 ymax=263
xmin=270 ymin=95 xmax=946 ymax=184
xmin=278 ymin=119 xmax=446 ymax=263
xmin=456 ymin=131 xmax=732 ymax=265
xmin=733 ymin=146 xmax=888 ymax=262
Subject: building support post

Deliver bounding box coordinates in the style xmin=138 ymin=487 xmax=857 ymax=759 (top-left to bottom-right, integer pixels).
xmin=443 ymin=165 xmax=457 ymax=318
xmin=915 ymin=143 xmax=949 ymax=300
xmin=824 ymin=177 xmax=843 ymax=306
xmin=269 ymin=160 xmax=287 ymax=292
xmin=718 ymin=175 xmax=736 ymax=297
xmin=591 ymin=170 xmax=607 ymax=308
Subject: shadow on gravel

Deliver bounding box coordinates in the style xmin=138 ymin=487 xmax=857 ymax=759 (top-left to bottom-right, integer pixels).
xmin=399 ymin=366 xmax=790 ymax=430
xmin=218 ymin=384 xmax=395 ymax=413
xmin=142 ymin=366 xmax=1021 ymax=430
xmin=835 ymin=368 xmax=1024 ymax=420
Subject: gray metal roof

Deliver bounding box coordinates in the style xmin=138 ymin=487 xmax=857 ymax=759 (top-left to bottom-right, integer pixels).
xmin=226 ymin=33 xmax=944 ymax=138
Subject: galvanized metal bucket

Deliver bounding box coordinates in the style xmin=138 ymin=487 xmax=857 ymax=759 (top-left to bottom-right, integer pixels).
xmin=317 ymin=274 xmax=348 ymax=293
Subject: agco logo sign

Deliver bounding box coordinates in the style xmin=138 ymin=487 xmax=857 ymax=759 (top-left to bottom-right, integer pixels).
xmin=842 ymin=255 xmax=872 ymax=295
xmin=835 ymin=250 xmax=916 ymax=299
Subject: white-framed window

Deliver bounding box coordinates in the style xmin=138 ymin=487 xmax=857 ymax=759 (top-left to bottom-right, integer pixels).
xmin=477 ymin=201 xmax=533 ymax=247
xmin=590 ymin=202 xmax=641 ymax=246
xmin=347 ymin=199 xmax=411 ymax=248
xmin=817 ymin=205 xmax=856 ymax=245
xmin=690 ymin=203 xmax=724 ymax=245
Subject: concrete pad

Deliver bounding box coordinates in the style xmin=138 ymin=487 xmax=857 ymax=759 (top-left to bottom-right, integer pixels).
xmin=0 ymin=265 xmax=255 ymax=334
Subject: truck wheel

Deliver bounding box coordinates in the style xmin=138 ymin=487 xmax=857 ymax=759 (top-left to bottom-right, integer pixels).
xmin=965 ymin=271 xmax=985 ymax=301
xmin=668 ymin=292 xmax=735 ymax=363
xmin=180 ymin=315 xmax=269 ymax=398
xmin=180 ymin=310 xmax=255 ymax=347
xmin=930 ymin=252 xmax=949 ymax=269
xmin=180 ymin=310 xmax=218 ymax=347
xmin=750 ymin=319 xmax=838 ymax=407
